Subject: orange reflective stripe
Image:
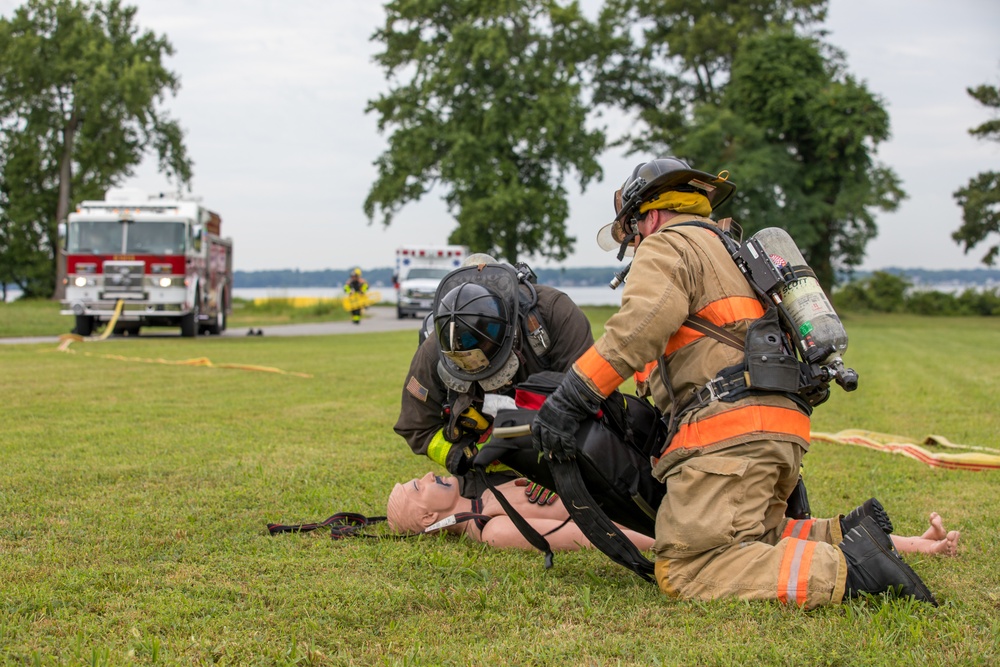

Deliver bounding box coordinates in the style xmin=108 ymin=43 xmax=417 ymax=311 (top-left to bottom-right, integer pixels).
xmin=777 ymin=537 xmax=817 ymax=606
xmin=664 ymin=296 xmax=764 ymax=356
xmin=665 ymin=326 xmax=702 ymax=356
xmin=781 ymin=518 xmax=816 ymax=540
xmin=575 ymin=346 xmax=626 ymax=397
xmin=634 ymin=360 xmax=658 ymax=384
xmin=666 ymin=405 xmax=810 ymax=454
xmin=699 ymin=296 xmax=764 ymax=326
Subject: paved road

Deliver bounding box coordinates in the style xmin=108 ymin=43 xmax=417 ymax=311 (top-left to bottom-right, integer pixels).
xmin=0 ymin=306 xmax=423 ymax=345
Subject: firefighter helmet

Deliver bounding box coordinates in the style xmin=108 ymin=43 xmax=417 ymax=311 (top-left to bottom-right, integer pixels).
xmin=597 ymin=158 xmax=736 ymax=252
xmin=352 ymin=268 xmax=363 ymax=277
xmin=432 ymin=263 xmax=521 ymax=391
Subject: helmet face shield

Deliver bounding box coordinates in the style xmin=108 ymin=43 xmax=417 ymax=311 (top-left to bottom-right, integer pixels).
xmin=436 ymin=284 xmax=507 ymax=373
xmin=432 ymin=263 xmax=520 ymax=385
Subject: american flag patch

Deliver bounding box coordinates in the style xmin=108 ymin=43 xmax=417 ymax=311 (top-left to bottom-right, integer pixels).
xmin=406 ymin=376 xmax=429 ymax=402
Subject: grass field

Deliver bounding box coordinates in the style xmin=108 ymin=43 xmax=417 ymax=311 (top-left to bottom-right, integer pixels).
xmin=1 ymin=312 xmax=999 ymax=665
xmin=0 ymin=298 xmax=354 ymax=338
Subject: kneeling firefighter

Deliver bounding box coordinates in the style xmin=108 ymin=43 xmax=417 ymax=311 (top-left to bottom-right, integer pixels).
xmin=529 ymin=157 xmax=937 ymax=608
xmin=394 ymin=256 xmax=595 ymax=499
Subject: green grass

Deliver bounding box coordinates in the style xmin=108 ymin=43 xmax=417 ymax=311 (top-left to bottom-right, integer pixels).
xmin=0 ymin=298 xmax=353 ymax=338
xmin=1 ymin=314 xmax=999 ymax=665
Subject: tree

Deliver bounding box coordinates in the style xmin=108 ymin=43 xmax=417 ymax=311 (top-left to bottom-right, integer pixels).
xmin=952 ymin=77 xmax=1000 ymax=266
xmin=671 ymin=32 xmax=904 ymax=286
xmin=594 ymin=0 xmax=828 ymax=152
xmin=364 ymin=0 xmax=605 ymax=263
xmin=594 ymin=1 xmax=900 ymax=287
xmin=0 ymin=0 xmax=192 ymax=299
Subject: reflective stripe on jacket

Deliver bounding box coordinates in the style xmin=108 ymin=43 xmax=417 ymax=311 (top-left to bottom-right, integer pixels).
xmin=572 ymin=214 xmax=809 ymax=469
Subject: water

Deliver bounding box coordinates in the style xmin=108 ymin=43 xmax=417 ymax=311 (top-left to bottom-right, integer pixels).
xmin=232 ymin=285 xmax=625 ymax=307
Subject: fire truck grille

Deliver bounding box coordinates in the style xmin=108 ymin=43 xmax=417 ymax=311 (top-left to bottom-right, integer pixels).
xmin=102 ymin=261 xmax=145 ymax=293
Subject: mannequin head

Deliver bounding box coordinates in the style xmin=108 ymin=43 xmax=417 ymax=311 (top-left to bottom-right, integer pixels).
xmin=386 ymin=472 xmax=462 ymax=534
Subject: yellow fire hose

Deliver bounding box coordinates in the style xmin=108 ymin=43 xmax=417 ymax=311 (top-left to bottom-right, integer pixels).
xmin=56 ymin=299 xmax=312 ymax=377
xmin=492 ymin=425 xmax=999 ymax=470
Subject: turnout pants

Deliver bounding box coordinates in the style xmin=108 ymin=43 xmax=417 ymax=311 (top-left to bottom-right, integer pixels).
xmin=652 ymin=439 xmax=848 ymax=609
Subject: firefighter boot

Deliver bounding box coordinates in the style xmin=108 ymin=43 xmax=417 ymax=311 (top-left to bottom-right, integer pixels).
xmin=840 ymin=515 xmax=938 ymax=605
xmin=841 ymin=497 xmax=894 ymax=536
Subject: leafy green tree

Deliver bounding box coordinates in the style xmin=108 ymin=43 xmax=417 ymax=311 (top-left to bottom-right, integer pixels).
xmin=952 ymin=78 xmax=1000 ymax=266
xmin=594 ymin=0 xmax=827 ymax=152
xmin=595 ymin=2 xmax=900 ymax=287
xmin=364 ymin=0 xmax=605 ymax=263
xmin=671 ymin=32 xmax=903 ymax=286
xmin=0 ymin=0 xmax=192 ymax=298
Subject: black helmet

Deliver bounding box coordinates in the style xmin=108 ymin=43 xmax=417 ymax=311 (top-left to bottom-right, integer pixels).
xmin=597 ymin=157 xmax=736 ymax=253
xmin=432 ymin=263 xmax=521 ymax=390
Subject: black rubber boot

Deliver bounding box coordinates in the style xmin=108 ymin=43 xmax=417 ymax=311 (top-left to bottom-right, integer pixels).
xmin=842 ymin=497 xmax=894 ymax=535
xmin=841 ymin=515 xmax=937 ymax=606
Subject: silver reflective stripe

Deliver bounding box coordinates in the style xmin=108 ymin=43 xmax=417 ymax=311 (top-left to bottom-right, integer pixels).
xmin=784 ymin=538 xmax=808 ymax=602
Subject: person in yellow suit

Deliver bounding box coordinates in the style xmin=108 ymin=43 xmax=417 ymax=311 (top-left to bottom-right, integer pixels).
xmin=343 ymin=268 xmax=369 ymax=325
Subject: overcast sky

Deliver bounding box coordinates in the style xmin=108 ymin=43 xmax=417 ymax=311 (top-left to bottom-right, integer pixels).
xmin=2 ymin=0 xmax=998 ymax=273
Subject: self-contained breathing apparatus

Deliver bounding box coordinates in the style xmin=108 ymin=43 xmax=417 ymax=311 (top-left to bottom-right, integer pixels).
xmin=653 ymin=220 xmax=858 ymax=428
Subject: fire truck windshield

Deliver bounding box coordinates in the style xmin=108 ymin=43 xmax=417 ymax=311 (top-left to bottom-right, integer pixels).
xmin=67 ymin=221 xmax=124 ymax=254
xmin=125 ymin=221 xmax=187 ymax=255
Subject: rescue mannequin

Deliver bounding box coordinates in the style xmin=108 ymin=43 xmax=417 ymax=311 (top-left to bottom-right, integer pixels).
xmin=386 ymin=472 xmax=960 ymax=557
xmin=386 ymin=472 xmax=654 ymax=551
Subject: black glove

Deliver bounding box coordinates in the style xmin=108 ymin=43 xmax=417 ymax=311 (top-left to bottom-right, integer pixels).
xmin=531 ymin=371 xmax=602 ymax=462
xmin=444 ymin=438 xmax=477 ymax=476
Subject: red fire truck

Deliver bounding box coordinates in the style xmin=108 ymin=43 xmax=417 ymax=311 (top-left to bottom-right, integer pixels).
xmin=60 ymin=188 xmax=233 ymax=337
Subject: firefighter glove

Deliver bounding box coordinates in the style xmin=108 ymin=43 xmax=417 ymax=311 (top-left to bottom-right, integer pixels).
xmin=531 ymin=370 xmax=602 ymax=463
xmin=515 ymin=478 xmax=558 ymax=505
xmin=444 ymin=439 xmax=477 ymax=477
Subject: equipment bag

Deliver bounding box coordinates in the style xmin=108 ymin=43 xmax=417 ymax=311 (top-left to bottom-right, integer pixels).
xmin=474 ymin=371 xmax=667 ymax=580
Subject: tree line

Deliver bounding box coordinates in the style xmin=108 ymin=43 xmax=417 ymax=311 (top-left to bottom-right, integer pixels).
xmin=2 ymin=0 xmax=998 ymax=299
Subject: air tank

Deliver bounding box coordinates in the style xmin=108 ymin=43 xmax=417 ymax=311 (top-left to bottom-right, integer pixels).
xmin=750 ymin=227 xmax=848 ymax=365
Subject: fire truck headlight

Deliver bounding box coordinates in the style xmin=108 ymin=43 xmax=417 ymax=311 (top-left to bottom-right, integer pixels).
xmin=74 ymin=276 xmax=94 ymax=287
xmin=159 ymin=277 xmax=172 ymax=287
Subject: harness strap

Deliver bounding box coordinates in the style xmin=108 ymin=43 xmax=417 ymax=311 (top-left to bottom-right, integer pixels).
xmin=267 ymin=512 xmax=388 ymax=540
xmin=548 ymin=460 xmax=655 ymax=582
xmin=682 ymin=314 xmax=745 ymax=352
xmin=474 ymin=462 xmax=555 ymax=569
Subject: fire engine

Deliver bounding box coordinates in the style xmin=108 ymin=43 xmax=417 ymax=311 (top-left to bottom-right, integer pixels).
xmin=60 ymin=188 xmax=233 ymax=337
xmin=393 ymin=244 xmax=467 ymax=319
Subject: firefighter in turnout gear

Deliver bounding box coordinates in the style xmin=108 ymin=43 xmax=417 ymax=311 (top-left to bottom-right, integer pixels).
xmin=530 ymin=158 xmax=937 ymax=608
xmin=394 ymin=256 xmax=594 ymax=499
xmin=344 ymin=268 xmax=368 ymax=325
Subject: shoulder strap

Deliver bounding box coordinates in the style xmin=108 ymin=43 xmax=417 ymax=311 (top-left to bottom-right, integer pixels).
xmin=548 ymin=460 xmax=655 ymax=582
xmin=473 ymin=462 xmax=555 ymax=569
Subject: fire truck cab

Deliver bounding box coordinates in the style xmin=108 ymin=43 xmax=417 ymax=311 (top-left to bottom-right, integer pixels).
xmin=60 ymin=188 xmax=233 ymax=338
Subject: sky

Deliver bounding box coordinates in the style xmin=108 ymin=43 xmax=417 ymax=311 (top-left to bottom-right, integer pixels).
xmin=2 ymin=0 xmax=998 ymax=273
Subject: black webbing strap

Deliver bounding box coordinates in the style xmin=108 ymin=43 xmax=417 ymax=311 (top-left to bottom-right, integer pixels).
xmin=548 ymin=460 xmax=656 ymax=583
xmin=267 ymin=512 xmax=388 ymax=540
xmin=682 ymin=314 xmax=745 ymax=351
xmin=474 ymin=462 xmax=555 ymax=569
xmin=268 ymin=510 xmax=493 ymax=540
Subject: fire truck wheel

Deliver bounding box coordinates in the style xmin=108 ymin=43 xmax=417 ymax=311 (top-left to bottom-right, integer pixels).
xmin=206 ymin=305 xmax=225 ymax=335
xmin=180 ymin=297 xmax=200 ymax=338
xmin=74 ymin=315 xmax=95 ymax=337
